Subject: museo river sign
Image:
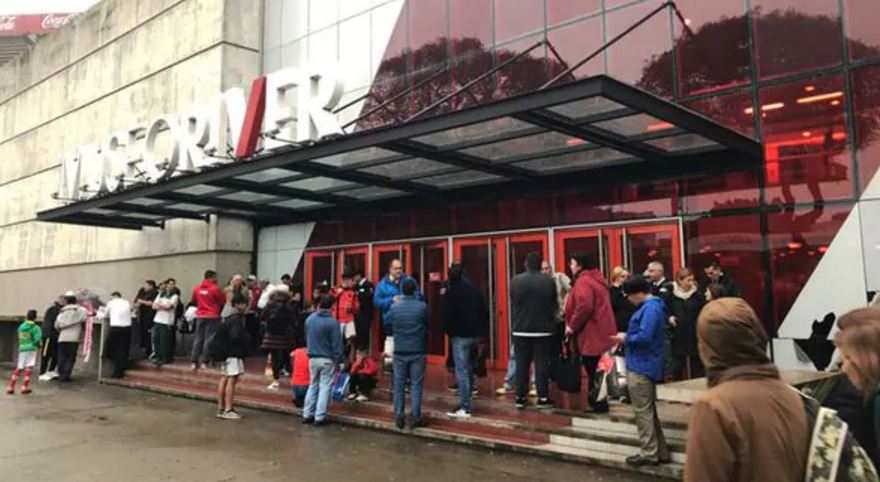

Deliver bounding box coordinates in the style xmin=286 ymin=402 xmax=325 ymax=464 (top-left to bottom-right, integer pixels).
xmin=56 ymin=65 xmax=345 ymax=201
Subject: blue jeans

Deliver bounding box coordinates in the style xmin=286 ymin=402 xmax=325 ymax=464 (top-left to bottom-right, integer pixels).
xmin=452 ymin=337 xmax=478 ymax=411
xmin=303 ymin=358 xmax=336 ymax=422
xmin=393 ymin=352 xmax=426 ymax=423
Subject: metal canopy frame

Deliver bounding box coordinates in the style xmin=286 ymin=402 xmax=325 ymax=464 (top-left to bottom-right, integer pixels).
xmin=37 ymin=75 xmax=762 ymax=230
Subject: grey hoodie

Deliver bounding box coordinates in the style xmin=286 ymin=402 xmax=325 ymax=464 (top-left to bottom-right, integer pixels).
xmin=55 ymin=304 xmax=87 ymax=343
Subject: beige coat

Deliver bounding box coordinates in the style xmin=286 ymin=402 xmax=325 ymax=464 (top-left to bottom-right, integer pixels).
xmin=55 ymin=304 xmax=87 ymax=343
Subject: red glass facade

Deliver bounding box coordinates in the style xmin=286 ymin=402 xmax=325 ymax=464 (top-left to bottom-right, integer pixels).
xmin=307 ymin=0 xmax=880 ymax=335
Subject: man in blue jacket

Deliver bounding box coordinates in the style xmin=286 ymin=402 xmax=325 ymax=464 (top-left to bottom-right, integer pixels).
xmin=389 ymin=279 xmax=429 ymax=430
xmin=374 ymin=259 xmax=422 ymax=358
xmin=613 ymin=276 xmax=670 ymax=467
xmin=303 ymin=294 xmax=344 ymax=426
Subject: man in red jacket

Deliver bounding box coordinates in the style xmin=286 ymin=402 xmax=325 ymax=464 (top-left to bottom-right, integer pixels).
xmin=564 ymin=252 xmax=617 ymax=413
xmin=190 ymin=270 xmax=227 ymax=371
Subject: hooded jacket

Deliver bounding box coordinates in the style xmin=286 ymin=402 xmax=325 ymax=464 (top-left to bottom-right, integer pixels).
xmin=191 ymin=279 xmax=226 ymax=318
xmin=684 ymin=298 xmax=808 ymax=482
xmin=564 ymin=269 xmax=617 ymax=356
xmin=55 ymin=304 xmax=87 ymax=343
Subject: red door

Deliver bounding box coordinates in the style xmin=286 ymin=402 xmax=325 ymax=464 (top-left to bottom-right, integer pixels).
xmin=304 ymin=250 xmax=335 ymax=306
xmin=372 ymin=244 xmax=412 ymax=354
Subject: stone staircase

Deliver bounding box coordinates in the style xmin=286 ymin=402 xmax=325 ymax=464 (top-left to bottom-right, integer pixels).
xmin=105 ymin=361 xmax=690 ymax=479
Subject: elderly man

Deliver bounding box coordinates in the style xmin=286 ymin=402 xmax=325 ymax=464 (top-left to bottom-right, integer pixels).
xmin=644 ymin=261 xmax=672 ymax=299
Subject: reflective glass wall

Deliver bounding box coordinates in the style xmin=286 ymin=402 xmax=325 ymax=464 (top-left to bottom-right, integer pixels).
xmin=265 ymin=0 xmax=880 ymax=338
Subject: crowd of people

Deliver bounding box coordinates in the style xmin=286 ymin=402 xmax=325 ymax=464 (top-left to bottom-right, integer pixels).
xmin=11 ymin=252 xmax=880 ymax=481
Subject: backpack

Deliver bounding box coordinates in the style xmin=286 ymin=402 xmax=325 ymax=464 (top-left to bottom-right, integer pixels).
xmin=206 ymin=321 xmax=230 ymax=362
xmin=801 ymin=392 xmax=879 ymax=482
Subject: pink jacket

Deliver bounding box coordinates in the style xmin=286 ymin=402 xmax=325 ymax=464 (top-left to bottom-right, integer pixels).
xmin=564 ymin=269 xmax=617 ymax=356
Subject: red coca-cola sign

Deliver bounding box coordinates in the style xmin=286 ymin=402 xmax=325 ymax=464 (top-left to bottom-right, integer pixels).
xmin=0 ymin=13 xmax=75 ymax=37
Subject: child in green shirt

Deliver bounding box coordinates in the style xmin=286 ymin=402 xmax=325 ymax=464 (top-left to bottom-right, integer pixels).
xmin=8 ymin=310 xmax=42 ymax=395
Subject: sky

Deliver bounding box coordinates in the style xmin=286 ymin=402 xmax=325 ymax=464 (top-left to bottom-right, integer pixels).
xmin=0 ymin=0 xmax=100 ymax=15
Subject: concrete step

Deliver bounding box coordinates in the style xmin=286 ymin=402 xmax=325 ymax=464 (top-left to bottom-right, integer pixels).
xmin=105 ymin=374 xmax=683 ymax=479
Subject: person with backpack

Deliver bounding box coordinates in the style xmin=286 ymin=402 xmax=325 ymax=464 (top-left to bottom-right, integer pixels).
xmin=684 ymin=298 xmax=809 ymax=481
xmin=209 ymin=294 xmax=250 ymax=420
xmin=261 ymin=285 xmax=297 ymax=391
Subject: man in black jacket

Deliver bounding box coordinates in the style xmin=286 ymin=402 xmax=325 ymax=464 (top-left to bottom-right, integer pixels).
xmin=442 ymin=262 xmax=488 ymax=419
xmin=510 ymin=252 xmax=558 ymax=409
xmin=353 ymin=269 xmax=375 ymax=352
xmin=39 ymin=295 xmax=64 ymax=380
xmin=703 ymin=261 xmax=742 ymax=298
xmin=645 ymin=261 xmax=673 ymax=299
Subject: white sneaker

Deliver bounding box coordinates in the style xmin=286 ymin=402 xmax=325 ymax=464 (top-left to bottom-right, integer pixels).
xmin=38 ymin=373 xmax=52 ymax=382
xmin=346 ymin=392 xmax=358 ymax=401
xmin=447 ymin=408 xmax=472 ymax=419
xmin=267 ymin=381 xmax=280 ymax=391
xmin=220 ymin=410 xmax=242 ymax=420
xmin=355 ymin=394 xmax=369 ymax=402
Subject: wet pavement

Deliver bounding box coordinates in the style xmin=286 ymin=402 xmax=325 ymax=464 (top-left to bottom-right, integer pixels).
xmin=0 ymin=372 xmax=653 ymax=482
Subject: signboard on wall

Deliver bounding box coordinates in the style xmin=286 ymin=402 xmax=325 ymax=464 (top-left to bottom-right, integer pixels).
xmin=0 ymin=14 xmax=75 ymax=36
xmin=56 ymin=65 xmax=346 ymax=202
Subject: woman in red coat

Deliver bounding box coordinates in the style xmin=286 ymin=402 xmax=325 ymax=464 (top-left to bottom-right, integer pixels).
xmin=564 ymin=252 xmax=618 ymax=413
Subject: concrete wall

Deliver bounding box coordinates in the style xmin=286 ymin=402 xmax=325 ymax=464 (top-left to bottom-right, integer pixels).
xmin=0 ymin=0 xmax=262 ymax=316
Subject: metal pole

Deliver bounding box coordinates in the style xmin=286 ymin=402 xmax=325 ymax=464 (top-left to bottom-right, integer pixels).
xmin=342 ymin=66 xmax=450 ymax=130
xmin=489 ymin=238 xmax=496 ymax=363
xmin=598 ymin=229 xmax=606 ymax=274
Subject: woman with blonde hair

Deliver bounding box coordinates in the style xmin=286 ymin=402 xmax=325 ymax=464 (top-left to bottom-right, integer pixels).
xmin=667 ymin=267 xmax=705 ymax=380
xmin=609 ymin=266 xmax=634 ymax=333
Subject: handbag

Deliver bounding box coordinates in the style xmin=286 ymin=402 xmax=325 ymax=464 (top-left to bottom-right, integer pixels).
xmin=588 ymin=353 xmax=614 ymax=411
xmin=552 ymin=338 xmax=582 ymax=394
xmin=332 ymin=371 xmax=351 ymax=402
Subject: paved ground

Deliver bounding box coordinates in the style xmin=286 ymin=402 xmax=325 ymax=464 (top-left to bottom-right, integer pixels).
xmin=0 ymin=372 xmax=653 ymax=482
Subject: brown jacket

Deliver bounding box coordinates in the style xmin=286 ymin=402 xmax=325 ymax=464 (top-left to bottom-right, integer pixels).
xmin=684 ymin=377 xmax=808 ymax=482
xmin=686 ymin=298 xmax=809 ymax=482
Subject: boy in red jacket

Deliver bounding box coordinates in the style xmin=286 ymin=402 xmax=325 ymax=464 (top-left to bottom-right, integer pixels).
xmin=347 ymin=350 xmax=378 ymax=402
xmin=290 ymin=347 xmax=310 ymax=408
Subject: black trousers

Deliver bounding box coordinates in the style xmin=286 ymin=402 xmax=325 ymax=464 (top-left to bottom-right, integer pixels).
xmin=108 ymin=327 xmax=132 ymax=378
xmin=152 ymin=324 xmax=174 ymax=364
xmin=57 ymin=342 xmax=79 ymax=381
xmin=40 ymin=336 xmax=59 ymax=374
xmin=270 ymin=349 xmax=291 ymax=381
xmin=670 ymin=354 xmax=704 ymax=381
xmin=355 ymin=313 xmax=372 ymax=352
xmin=513 ymin=336 xmax=554 ymax=400
xmin=351 ymin=373 xmax=377 ymax=395
xmin=581 ymin=355 xmax=608 ymax=411
xmin=138 ymin=317 xmax=153 ymax=356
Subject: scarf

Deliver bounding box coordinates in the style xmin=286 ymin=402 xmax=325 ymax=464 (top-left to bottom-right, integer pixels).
xmin=673 ymin=282 xmax=697 ymax=300
xmin=697 ymin=298 xmax=780 ymax=387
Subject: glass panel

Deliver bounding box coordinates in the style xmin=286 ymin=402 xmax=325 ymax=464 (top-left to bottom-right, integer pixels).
xmin=264 ymin=0 xmax=283 ymax=50
xmin=308 ymin=26 xmax=338 ymax=64
xmin=509 ymin=239 xmax=545 ymax=276
xmin=760 ymin=75 xmax=852 ymax=205
xmin=644 ymin=133 xmax=720 ymax=152
xmin=84 ymin=208 xmax=116 ymax=216
xmin=308 ymin=222 xmax=342 ymax=247
xmin=311 ymin=147 xmax=401 ymax=167
xmin=235 ymin=168 xmax=299 ymax=183
xmin=360 ymin=158 xmax=453 ymax=179
xmin=768 ymin=204 xmax=850 ymax=329
xmin=547 ymin=0 xmax=602 ymax=27
xmin=560 ymin=235 xmax=604 ymax=277
xmin=339 ymin=186 xmax=406 ymax=200
xmin=372 ymin=0 xmax=407 ymax=82
xmin=127 ymin=198 xmax=165 ymax=206
xmin=494 ymin=0 xmax=544 ymax=43
xmin=683 ymin=90 xmax=756 ymax=138
xmin=514 ymin=147 xmax=631 ymax=174
xmin=614 ymin=180 xmax=677 ymax=219
xmin=460 ymin=131 xmax=579 ymax=160
xmin=546 ymin=16 xmax=605 ymax=82
xmin=123 ymin=212 xmax=164 ymax=220
xmin=606 ymin=0 xmax=674 ymax=97
xmin=450 ymin=0 xmax=492 ymax=58
xmin=593 ymin=113 xmax=675 ymax=137
xmin=414 ymin=170 xmax=504 ymax=188
xmin=547 ymin=96 xmax=626 ymax=121
xmin=309 ymin=0 xmax=338 ymax=31
xmin=845 ymin=0 xmax=880 ymax=61
xmin=752 ymin=0 xmax=843 ymax=80
xmin=410 ymin=0 xmax=449 ymax=69
xmin=174 ymin=185 xmax=224 ymax=196
xmin=374 ymin=212 xmax=412 ymax=241
xmin=412 ymin=206 xmax=453 ymax=237
xmin=282 ymin=177 xmax=359 ymax=192
xmin=851 ymin=65 xmax=880 ymax=196
xmin=685 ymin=214 xmax=766 ymax=325
xmin=167 ymin=203 xmax=211 ymax=212
xmin=453 ymin=201 xmax=500 ymax=234
xmin=414 ymin=243 xmax=448 ymax=357
xmin=626 ymin=229 xmax=674 ymax=281
xmin=376 ymin=249 xmax=404 ymax=283
xmin=339 ymin=14 xmax=373 ymax=91
xmin=270 ymin=199 xmax=325 ymax=210
xmin=499 ymin=197 xmax=552 ymax=229
xmin=682 ymin=170 xmax=761 ymax=213
xmin=554 ymin=188 xmax=615 ymax=225
xmin=493 ymin=34 xmax=549 ymax=99
xmin=218 ymin=191 xmax=280 ymax=203
xmin=281 ymin=0 xmax=308 ymax=44
xmin=310 ymin=254 xmax=334 ymax=298
xmin=674 ymin=0 xmax=750 ymax=96
xmin=340 ymin=251 xmax=367 ymax=282
xmin=413 ymin=117 xmax=536 ymax=148
xmin=459 ymin=243 xmax=494 ymax=357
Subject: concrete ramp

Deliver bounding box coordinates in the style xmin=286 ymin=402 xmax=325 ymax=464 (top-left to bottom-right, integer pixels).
xmin=657 ymin=370 xmax=840 ymax=404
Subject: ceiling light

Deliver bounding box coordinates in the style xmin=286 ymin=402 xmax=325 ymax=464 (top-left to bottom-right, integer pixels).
xmin=797 ymin=92 xmax=843 ymax=104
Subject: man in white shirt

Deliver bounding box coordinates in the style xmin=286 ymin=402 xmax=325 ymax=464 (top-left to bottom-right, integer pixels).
xmin=105 ymin=291 xmax=133 ymax=378
xmin=152 ymin=279 xmax=180 ymax=367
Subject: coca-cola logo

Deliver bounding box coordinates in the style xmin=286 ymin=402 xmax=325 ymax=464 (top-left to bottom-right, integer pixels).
xmin=41 ymin=13 xmax=72 ymax=29
xmin=0 ymin=15 xmax=17 ymax=31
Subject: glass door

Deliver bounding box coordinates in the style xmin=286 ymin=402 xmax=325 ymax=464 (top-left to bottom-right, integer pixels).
xmin=554 ymin=229 xmax=613 ymax=278
xmin=410 ymin=241 xmax=449 ymax=364
xmin=623 ymin=224 xmax=682 ymax=280
xmin=372 ymin=244 xmax=413 ymax=354
xmin=336 ymin=246 xmax=369 ymax=283
xmin=305 ymin=250 xmax=336 ymax=306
